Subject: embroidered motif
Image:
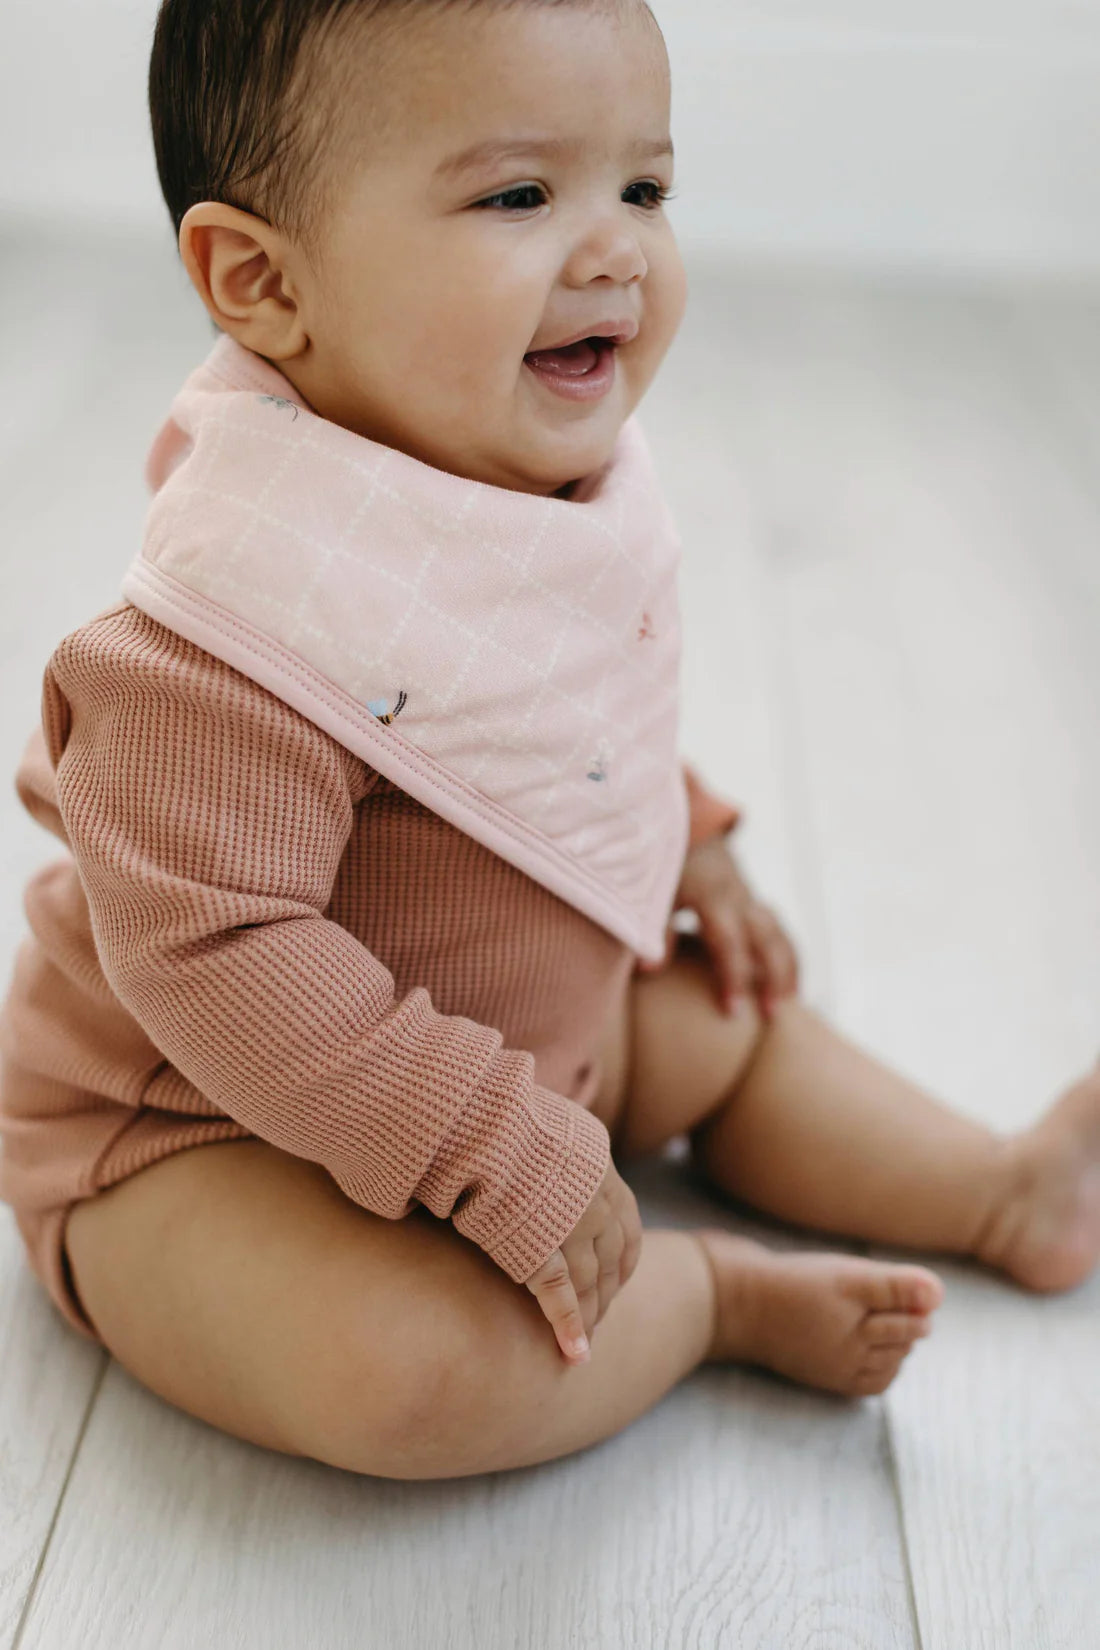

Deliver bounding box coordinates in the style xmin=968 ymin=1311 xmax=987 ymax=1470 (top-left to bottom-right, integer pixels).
xmin=367 ymin=690 xmax=408 ymax=725
xmin=637 ymin=611 xmax=657 ymax=641
xmin=587 ymin=751 xmax=609 ymax=783
xmin=257 ymin=394 xmax=300 ymax=421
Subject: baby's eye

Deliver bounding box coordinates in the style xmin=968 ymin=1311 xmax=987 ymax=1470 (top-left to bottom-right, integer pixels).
xmin=623 ymin=180 xmax=675 ymax=210
xmin=474 ymin=184 xmax=548 ymax=212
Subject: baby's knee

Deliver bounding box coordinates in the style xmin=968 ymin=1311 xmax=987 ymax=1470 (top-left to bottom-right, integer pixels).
xmin=296 ymin=1227 xmax=554 ymax=1479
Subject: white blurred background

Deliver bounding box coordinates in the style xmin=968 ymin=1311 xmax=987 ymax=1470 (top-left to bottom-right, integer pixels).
xmin=2 ymin=0 xmax=1100 ymax=274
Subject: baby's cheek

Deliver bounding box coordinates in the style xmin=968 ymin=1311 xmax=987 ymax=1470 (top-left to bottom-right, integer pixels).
xmin=624 ymin=331 xmax=672 ymax=407
xmin=658 ymin=260 xmax=690 ymax=346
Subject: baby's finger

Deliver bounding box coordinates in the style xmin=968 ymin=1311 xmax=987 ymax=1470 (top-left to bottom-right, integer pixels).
xmin=623 ymin=1186 xmax=644 ymax=1291
xmin=524 ymin=1249 xmax=592 ymax=1363
xmin=699 ymin=905 xmax=754 ymax=1015
xmin=774 ymin=930 xmax=800 ymax=997
xmin=592 ymin=1221 xmax=627 ymax=1326
xmin=745 ymin=903 xmax=797 ymax=999
xmin=619 ymin=1208 xmax=643 ymax=1289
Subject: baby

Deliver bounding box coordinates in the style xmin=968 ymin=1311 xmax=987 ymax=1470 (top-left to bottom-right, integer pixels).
xmin=2 ymin=0 xmax=1099 ymax=1481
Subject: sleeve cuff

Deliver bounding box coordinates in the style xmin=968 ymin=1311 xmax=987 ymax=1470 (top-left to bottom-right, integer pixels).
xmin=481 ymin=1097 xmax=612 ymax=1283
xmin=418 ymin=1047 xmax=611 ymax=1284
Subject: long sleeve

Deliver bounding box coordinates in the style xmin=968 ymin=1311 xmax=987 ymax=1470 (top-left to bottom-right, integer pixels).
xmin=41 ymin=607 xmax=610 ymax=1284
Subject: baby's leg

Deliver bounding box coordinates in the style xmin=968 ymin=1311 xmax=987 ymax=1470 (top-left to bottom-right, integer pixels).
xmin=624 ymin=935 xmax=1100 ymax=1294
xmin=600 ymin=940 xmax=941 ymax=1394
xmin=64 ymin=1136 xmax=719 ymax=1480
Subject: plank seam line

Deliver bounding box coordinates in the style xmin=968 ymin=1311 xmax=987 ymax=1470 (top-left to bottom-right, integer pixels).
xmin=10 ymin=1350 xmax=111 ymax=1650
xmin=882 ymin=1392 xmax=927 ymax=1650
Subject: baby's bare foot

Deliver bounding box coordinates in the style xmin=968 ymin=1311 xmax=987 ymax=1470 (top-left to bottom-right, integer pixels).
xmin=694 ymin=1230 xmax=944 ymax=1397
xmin=975 ymin=1058 xmax=1100 ymax=1293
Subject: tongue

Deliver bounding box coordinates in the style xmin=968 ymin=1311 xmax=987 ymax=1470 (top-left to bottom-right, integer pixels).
xmin=525 ymin=338 xmax=601 ymax=376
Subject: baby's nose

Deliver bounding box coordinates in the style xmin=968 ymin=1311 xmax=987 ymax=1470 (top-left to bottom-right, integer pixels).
xmin=566 ymin=223 xmax=648 ymax=288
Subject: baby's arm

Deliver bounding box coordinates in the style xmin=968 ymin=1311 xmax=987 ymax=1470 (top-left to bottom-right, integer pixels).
xmin=41 ymin=608 xmax=610 ymax=1286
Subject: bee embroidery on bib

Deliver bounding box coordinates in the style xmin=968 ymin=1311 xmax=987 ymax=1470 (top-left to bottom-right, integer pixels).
xmin=367 ymin=691 xmax=408 ymax=725
xmin=587 ymin=751 xmax=610 ymax=784
xmin=257 ymin=394 xmax=300 ymax=421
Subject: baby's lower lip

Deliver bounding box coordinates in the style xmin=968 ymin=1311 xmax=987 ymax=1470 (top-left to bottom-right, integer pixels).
xmin=523 ymin=342 xmax=617 ymax=402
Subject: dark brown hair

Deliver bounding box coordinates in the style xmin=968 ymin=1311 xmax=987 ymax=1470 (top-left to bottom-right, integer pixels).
xmin=148 ymin=0 xmax=638 ymax=262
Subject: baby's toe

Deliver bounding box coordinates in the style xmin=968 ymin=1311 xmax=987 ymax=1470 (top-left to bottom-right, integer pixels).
xmin=864 ymin=1311 xmax=933 ymax=1348
xmin=859 ymin=1345 xmax=909 ymax=1376
xmin=847 ymin=1263 xmax=944 ymax=1316
xmin=893 ymin=1266 xmax=945 ymax=1313
xmin=851 ymin=1363 xmax=903 ymax=1397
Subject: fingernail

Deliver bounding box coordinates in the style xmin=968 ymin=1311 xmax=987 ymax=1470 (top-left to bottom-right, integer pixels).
xmin=570 ymin=1337 xmax=590 ymax=1361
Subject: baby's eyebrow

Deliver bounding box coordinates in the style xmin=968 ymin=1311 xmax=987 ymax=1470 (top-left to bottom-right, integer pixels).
xmin=435 ymin=134 xmax=674 ymax=181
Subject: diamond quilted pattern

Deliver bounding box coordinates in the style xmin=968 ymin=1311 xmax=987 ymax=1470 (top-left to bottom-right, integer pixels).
xmin=124 ymin=335 xmax=690 ymax=960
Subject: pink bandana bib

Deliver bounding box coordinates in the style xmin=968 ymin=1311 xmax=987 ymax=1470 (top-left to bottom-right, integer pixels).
xmin=121 ymin=334 xmax=690 ymax=961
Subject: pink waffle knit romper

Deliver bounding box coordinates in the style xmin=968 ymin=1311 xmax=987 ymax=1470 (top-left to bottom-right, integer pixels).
xmin=0 ymin=601 xmax=739 ymax=1344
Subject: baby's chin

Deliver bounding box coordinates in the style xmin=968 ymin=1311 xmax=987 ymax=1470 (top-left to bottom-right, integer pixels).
xmin=490 ymin=425 xmax=625 ymax=498
xmin=335 ymin=399 xmax=624 ymax=497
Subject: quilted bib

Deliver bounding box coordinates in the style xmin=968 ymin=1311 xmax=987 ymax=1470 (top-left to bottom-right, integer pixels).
xmin=121 ymin=334 xmax=690 ymax=961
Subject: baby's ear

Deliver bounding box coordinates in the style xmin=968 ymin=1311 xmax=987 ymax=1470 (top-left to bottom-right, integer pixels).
xmin=178 ymin=201 xmax=307 ymax=362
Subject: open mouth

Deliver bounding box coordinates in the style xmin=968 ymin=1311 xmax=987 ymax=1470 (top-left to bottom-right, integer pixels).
xmin=522 ymin=335 xmax=620 ymax=401
xmin=524 ymin=336 xmax=616 ymax=378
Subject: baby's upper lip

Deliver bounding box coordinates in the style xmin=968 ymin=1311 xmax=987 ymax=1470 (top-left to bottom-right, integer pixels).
xmin=526 ymin=318 xmax=640 ymax=353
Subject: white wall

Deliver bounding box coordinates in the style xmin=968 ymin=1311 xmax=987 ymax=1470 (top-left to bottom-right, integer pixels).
xmin=655 ymin=0 xmax=1100 ymax=277
xmin=0 ymin=2 xmax=161 ymax=233
xmin=2 ymin=0 xmax=1099 ymax=277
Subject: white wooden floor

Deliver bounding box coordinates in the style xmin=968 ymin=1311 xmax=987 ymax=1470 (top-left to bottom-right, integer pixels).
xmin=1 ymin=226 xmax=1098 ymax=1648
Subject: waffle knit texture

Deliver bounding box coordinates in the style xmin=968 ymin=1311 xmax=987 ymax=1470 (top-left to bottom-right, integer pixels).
xmin=0 ymin=603 xmax=740 ymax=1344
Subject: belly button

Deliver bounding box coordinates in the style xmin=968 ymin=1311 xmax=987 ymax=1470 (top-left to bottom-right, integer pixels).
xmin=575 ymin=1061 xmax=594 ymax=1087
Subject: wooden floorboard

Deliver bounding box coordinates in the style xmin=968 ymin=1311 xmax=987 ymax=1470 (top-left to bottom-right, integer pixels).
xmin=0 ymin=1255 xmax=104 ymax=1649
xmin=691 ymin=268 xmax=1100 ymax=1649
xmin=14 ymin=1179 xmax=916 ymax=1650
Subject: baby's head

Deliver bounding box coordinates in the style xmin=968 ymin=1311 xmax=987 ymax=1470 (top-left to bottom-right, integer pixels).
xmin=150 ymin=0 xmax=686 ymax=497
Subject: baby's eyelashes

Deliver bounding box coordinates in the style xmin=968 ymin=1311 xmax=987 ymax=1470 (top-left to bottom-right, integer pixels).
xmin=475 ymin=184 xmax=547 ymax=212
xmin=473 ymin=181 xmax=674 ymax=214
xmin=622 ymin=181 xmax=675 ymax=210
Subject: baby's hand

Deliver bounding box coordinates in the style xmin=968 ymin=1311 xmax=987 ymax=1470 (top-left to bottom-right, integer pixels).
xmin=639 ymin=836 xmax=800 ymax=1022
xmin=523 ymin=1160 xmax=642 ymax=1364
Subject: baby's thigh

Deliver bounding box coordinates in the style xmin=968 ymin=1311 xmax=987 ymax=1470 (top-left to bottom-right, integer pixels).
xmin=64 ymin=1137 xmax=545 ymax=1475
xmin=613 ymin=933 xmax=765 ymax=1160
